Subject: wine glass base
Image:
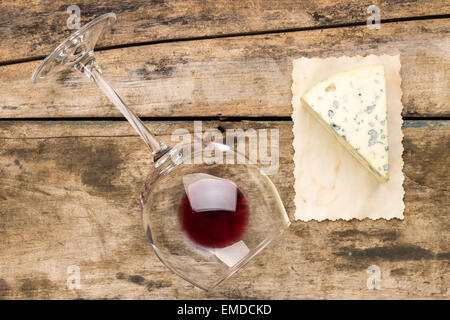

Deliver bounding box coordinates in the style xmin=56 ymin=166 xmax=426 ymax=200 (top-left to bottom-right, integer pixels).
xmin=31 ymin=13 xmax=116 ymax=83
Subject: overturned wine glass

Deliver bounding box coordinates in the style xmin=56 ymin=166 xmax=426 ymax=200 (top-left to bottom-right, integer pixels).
xmin=31 ymin=13 xmax=290 ymax=290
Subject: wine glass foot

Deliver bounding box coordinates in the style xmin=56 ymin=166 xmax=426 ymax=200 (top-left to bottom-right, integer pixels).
xmin=31 ymin=13 xmax=116 ymax=83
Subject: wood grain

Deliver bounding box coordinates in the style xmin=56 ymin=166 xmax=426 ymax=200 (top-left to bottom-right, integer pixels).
xmin=1 ymin=19 xmax=449 ymax=119
xmin=0 ymin=120 xmax=448 ymax=299
xmin=1 ymin=0 xmax=449 ymax=63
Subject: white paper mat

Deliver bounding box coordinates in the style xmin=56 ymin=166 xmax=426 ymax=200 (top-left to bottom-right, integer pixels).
xmin=291 ymin=55 xmax=405 ymax=221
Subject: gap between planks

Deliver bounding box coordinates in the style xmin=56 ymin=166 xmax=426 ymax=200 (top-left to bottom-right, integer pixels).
xmin=0 ymin=116 xmax=449 ymax=122
xmin=0 ymin=120 xmax=448 ymax=140
xmin=1 ymin=14 xmax=449 ymax=67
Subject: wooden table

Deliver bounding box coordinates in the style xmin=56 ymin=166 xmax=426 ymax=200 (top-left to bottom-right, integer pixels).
xmin=0 ymin=1 xmax=449 ymax=299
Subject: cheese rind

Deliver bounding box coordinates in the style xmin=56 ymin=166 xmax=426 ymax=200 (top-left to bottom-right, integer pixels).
xmin=301 ymin=65 xmax=389 ymax=183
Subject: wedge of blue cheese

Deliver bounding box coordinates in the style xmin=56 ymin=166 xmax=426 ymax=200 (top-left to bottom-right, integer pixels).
xmin=301 ymin=65 xmax=389 ymax=183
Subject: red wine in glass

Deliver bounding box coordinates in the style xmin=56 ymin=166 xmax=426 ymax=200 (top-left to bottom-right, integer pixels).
xmin=179 ymin=189 xmax=249 ymax=248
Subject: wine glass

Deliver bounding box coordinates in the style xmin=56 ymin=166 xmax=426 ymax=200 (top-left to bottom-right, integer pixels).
xmin=31 ymin=13 xmax=290 ymax=291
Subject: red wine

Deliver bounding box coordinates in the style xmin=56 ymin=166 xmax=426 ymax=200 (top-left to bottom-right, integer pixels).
xmin=179 ymin=189 xmax=249 ymax=248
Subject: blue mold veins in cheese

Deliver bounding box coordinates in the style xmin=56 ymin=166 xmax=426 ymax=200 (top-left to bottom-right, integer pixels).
xmin=301 ymin=65 xmax=389 ymax=183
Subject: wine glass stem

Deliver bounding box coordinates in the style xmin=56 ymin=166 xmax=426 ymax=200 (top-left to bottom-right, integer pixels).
xmin=75 ymin=56 xmax=170 ymax=161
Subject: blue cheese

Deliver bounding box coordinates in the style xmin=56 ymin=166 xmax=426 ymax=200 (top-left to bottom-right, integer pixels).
xmin=301 ymin=65 xmax=389 ymax=183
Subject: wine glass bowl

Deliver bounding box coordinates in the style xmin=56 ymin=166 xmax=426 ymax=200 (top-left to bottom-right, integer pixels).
xmin=31 ymin=13 xmax=291 ymax=291
xmin=140 ymin=143 xmax=290 ymax=290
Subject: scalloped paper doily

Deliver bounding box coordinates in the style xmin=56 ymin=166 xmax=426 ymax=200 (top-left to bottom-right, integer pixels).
xmin=291 ymin=55 xmax=405 ymax=221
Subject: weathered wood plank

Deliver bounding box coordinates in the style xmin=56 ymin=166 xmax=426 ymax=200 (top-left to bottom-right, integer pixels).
xmin=1 ymin=0 xmax=449 ymax=63
xmin=0 ymin=120 xmax=448 ymax=299
xmin=1 ymin=19 xmax=449 ymax=119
